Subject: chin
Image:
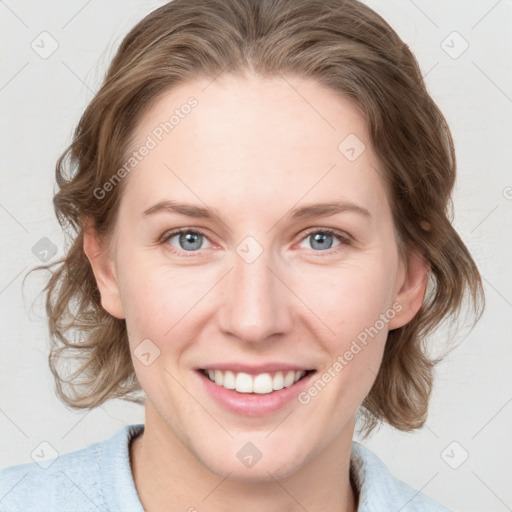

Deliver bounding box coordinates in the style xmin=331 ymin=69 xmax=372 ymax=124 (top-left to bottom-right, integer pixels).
xmin=205 ymin=455 xmax=305 ymax=483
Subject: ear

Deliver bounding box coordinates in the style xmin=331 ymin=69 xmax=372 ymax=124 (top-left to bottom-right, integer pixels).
xmin=82 ymin=219 xmax=125 ymax=319
xmin=387 ymin=247 xmax=430 ymax=330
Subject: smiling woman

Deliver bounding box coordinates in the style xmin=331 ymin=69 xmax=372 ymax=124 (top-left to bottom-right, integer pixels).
xmin=0 ymin=0 xmax=484 ymax=511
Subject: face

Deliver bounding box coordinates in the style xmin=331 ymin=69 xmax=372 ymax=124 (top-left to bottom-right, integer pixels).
xmin=86 ymin=73 xmax=427 ymax=481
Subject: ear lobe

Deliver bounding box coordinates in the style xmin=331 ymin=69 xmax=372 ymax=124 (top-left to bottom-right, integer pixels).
xmin=82 ymin=222 xmax=125 ymax=319
xmin=387 ymin=249 xmax=430 ymax=330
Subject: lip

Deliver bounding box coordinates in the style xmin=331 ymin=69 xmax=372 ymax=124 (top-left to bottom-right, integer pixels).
xmin=195 ymin=368 xmax=316 ymax=417
xmin=198 ymin=363 xmax=312 ymax=375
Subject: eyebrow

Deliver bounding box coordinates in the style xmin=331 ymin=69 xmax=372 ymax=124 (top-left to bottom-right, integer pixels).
xmin=143 ymin=200 xmax=371 ymax=221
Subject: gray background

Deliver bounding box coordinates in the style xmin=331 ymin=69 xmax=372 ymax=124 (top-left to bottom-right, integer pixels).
xmin=1 ymin=1 xmax=511 ymax=510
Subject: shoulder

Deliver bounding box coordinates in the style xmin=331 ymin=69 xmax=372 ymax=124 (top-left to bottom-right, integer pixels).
xmin=0 ymin=439 xmax=105 ymax=512
xmin=350 ymin=441 xmax=454 ymax=512
xmin=0 ymin=424 xmax=144 ymax=512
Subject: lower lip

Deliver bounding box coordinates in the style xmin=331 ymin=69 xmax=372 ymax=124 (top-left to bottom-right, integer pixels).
xmin=196 ymin=370 xmax=316 ymax=417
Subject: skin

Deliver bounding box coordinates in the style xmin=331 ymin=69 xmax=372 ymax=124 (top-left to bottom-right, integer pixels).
xmin=84 ymin=73 xmax=429 ymax=512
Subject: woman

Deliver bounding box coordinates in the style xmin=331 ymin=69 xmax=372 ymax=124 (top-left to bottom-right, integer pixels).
xmin=0 ymin=0 xmax=484 ymax=510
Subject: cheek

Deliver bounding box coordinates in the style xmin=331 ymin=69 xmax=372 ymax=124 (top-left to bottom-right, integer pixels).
xmin=116 ymin=252 xmax=209 ymax=339
xmin=296 ymin=271 xmax=392 ymax=428
xmin=292 ymin=260 xmax=398 ymax=343
xmin=116 ymin=260 xmax=204 ymax=393
xmin=291 ymin=260 xmax=397 ymax=402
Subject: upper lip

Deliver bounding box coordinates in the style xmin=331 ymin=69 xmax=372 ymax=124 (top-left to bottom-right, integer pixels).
xmin=198 ymin=363 xmax=315 ymax=375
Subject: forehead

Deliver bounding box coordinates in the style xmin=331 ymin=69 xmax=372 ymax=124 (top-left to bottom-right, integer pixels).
xmin=121 ymin=74 xmax=389 ymax=222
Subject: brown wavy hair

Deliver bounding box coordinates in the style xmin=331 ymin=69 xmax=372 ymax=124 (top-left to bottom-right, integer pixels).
xmin=34 ymin=0 xmax=484 ymax=436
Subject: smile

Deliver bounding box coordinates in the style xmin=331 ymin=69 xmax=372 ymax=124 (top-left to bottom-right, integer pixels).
xmin=201 ymin=369 xmax=310 ymax=394
xmin=196 ymin=364 xmax=317 ymax=416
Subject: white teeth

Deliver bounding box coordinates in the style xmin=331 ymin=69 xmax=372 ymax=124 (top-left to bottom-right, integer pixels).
xmin=223 ymin=370 xmax=236 ymax=389
xmin=253 ymin=373 xmax=273 ymax=394
xmin=204 ymin=369 xmax=308 ymax=394
xmin=284 ymin=371 xmax=295 ymax=387
xmin=214 ymin=370 xmax=223 ymax=386
xmin=273 ymin=371 xmax=284 ymax=391
xmin=235 ymin=372 xmax=253 ymax=393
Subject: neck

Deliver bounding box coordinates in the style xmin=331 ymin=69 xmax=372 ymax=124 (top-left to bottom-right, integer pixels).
xmin=130 ymin=402 xmax=358 ymax=512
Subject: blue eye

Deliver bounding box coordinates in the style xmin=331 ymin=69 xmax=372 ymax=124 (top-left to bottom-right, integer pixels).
xmin=161 ymin=227 xmax=351 ymax=257
xmin=164 ymin=229 xmax=212 ymax=254
xmin=298 ymin=228 xmax=349 ymax=253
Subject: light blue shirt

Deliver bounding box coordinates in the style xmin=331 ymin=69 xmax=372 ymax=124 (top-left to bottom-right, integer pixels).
xmin=0 ymin=424 xmax=453 ymax=511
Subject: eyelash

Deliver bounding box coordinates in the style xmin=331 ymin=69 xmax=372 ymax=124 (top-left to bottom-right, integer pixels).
xmin=160 ymin=227 xmax=353 ymax=258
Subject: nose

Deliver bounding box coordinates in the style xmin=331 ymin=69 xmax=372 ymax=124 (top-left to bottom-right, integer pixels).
xmin=217 ymin=247 xmax=295 ymax=346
